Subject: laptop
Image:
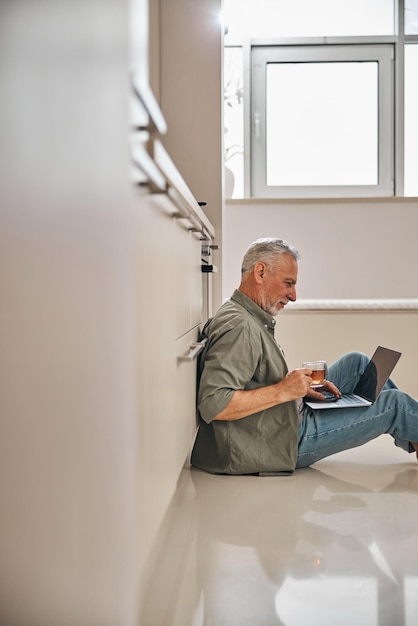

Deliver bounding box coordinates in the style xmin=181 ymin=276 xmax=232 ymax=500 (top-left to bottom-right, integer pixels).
xmin=304 ymin=346 xmax=401 ymax=410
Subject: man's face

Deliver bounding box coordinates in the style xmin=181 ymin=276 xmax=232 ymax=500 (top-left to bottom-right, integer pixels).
xmin=259 ymin=253 xmax=298 ymax=316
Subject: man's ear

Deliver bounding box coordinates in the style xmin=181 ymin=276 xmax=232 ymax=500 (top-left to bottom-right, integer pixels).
xmin=253 ymin=261 xmax=266 ymax=283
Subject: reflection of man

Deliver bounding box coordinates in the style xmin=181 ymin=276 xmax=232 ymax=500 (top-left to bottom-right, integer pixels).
xmin=191 ymin=238 xmax=418 ymax=475
xmin=190 ymin=469 xmax=309 ymax=626
xmin=190 ymin=464 xmax=418 ymax=626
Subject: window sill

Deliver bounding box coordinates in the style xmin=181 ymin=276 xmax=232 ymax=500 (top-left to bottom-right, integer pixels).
xmin=225 ymin=197 xmax=418 ymax=204
xmin=282 ymin=299 xmax=418 ymax=312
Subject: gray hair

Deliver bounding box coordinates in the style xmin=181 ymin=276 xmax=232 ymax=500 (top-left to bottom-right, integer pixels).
xmin=241 ymin=237 xmax=300 ymax=276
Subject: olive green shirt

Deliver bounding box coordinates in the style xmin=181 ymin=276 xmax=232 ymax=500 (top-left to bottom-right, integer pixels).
xmin=190 ymin=290 xmax=299 ymax=475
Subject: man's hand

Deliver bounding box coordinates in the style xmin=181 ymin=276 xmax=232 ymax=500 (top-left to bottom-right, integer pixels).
xmin=305 ymin=378 xmax=342 ymax=401
xmin=280 ymin=368 xmax=313 ymax=401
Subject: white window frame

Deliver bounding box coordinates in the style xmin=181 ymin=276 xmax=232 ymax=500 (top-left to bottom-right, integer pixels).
xmin=250 ymin=40 xmax=395 ymax=198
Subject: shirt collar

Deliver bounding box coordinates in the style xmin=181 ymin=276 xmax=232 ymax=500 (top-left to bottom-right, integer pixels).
xmin=231 ymin=289 xmax=277 ymax=334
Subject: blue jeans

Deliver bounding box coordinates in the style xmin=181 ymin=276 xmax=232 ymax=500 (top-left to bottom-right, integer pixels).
xmin=297 ymin=351 xmax=418 ymax=468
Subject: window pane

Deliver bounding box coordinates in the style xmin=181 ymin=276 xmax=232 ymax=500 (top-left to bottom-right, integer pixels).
xmin=405 ymin=0 xmax=418 ymax=34
xmin=404 ymin=44 xmax=418 ymax=196
xmin=223 ymin=0 xmax=394 ymax=40
xmin=224 ymin=47 xmax=244 ymax=198
xmin=266 ymin=62 xmax=378 ymax=187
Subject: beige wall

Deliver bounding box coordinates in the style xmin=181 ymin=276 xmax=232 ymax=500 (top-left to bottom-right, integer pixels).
xmin=223 ymin=198 xmax=418 ymax=301
xmin=279 ymin=309 xmax=418 ymax=398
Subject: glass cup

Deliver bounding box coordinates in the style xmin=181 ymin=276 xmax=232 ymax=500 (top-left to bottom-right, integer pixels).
xmin=302 ymin=360 xmax=327 ymax=388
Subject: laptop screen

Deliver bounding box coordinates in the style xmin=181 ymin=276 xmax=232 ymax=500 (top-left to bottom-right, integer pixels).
xmin=354 ymin=347 xmax=401 ymax=402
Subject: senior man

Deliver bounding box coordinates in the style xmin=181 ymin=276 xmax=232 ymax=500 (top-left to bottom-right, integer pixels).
xmin=191 ymin=238 xmax=418 ymax=475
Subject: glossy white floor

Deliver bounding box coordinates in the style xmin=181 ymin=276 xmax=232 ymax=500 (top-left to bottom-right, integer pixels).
xmin=140 ymin=436 xmax=418 ymax=626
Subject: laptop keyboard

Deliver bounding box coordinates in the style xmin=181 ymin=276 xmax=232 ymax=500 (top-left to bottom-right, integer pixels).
xmin=320 ymin=393 xmax=365 ymax=406
xmin=334 ymin=393 xmax=365 ymax=406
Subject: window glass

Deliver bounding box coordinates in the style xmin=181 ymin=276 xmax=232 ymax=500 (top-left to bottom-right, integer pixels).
xmin=266 ymin=62 xmax=378 ymax=187
xmin=223 ymin=0 xmax=395 ymax=40
xmin=224 ymin=47 xmax=244 ymax=198
xmin=405 ymin=0 xmax=418 ymax=34
xmin=251 ymin=45 xmax=393 ymax=198
xmin=404 ymin=44 xmax=418 ymax=196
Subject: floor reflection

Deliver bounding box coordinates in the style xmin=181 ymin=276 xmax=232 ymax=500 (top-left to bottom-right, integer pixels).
xmin=140 ymin=437 xmax=418 ymax=626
